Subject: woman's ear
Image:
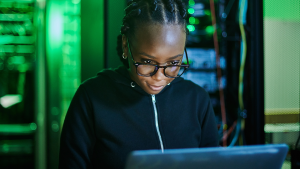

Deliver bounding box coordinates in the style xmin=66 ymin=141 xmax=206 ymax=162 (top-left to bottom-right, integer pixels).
xmin=122 ymin=35 xmax=128 ymax=56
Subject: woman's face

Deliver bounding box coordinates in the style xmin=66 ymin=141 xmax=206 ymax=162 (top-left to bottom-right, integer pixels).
xmin=122 ymin=24 xmax=186 ymax=95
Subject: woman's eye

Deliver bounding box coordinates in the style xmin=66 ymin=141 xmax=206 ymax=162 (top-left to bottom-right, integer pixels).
xmin=143 ymin=60 xmax=153 ymax=64
xmin=170 ymin=61 xmax=180 ymax=65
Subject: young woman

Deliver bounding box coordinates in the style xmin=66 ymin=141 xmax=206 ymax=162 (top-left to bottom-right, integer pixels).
xmin=59 ymin=0 xmax=219 ymax=168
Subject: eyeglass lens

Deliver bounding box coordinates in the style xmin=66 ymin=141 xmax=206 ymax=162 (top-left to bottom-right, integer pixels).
xmin=137 ymin=65 xmax=185 ymax=77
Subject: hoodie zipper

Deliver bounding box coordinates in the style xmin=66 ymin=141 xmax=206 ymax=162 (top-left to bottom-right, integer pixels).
xmin=151 ymin=94 xmax=164 ymax=152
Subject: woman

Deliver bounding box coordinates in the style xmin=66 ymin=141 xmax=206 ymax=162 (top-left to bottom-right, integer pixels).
xmin=59 ymin=0 xmax=219 ymax=168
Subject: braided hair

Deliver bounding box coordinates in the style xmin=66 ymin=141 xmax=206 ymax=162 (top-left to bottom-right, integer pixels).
xmin=116 ymin=0 xmax=187 ymax=68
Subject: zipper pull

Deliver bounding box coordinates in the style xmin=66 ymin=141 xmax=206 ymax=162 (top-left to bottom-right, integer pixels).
xmin=151 ymin=95 xmax=156 ymax=103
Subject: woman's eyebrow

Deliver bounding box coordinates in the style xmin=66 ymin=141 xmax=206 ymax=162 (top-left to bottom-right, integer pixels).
xmin=139 ymin=52 xmax=183 ymax=59
xmin=139 ymin=52 xmax=155 ymax=59
xmin=169 ymin=54 xmax=183 ymax=59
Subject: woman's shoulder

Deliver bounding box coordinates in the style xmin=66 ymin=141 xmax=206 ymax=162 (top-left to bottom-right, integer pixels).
xmin=168 ymin=78 xmax=211 ymax=104
xmin=175 ymin=77 xmax=208 ymax=94
xmin=80 ymin=66 xmax=130 ymax=89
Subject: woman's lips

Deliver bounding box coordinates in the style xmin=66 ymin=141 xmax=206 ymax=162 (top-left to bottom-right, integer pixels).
xmin=148 ymin=84 xmax=164 ymax=91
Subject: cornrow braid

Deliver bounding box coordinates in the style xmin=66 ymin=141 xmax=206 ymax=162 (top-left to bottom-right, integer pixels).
xmin=174 ymin=0 xmax=187 ymax=18
xmin=163 ymin=0 xmax=175 ymax=13
xmin=120 ymin=1 xmax=143 ymax=35
xmin=148 ymin=0 xmax=158 ymax=11
xmin=116 ymin=0 xmax=187 ymax=68
xmin=126 ymin=0 xmax=137 ymax=6
xmin=124 ymin=1 xmax=140 ymax=14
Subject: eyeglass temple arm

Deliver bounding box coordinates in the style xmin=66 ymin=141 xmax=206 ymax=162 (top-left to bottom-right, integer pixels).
xmin=184 ymin=48 xmax=190 ymax=66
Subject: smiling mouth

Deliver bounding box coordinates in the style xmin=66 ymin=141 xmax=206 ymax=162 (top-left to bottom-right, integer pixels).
xmin=147 ymin=84 xmax=164 ymax=91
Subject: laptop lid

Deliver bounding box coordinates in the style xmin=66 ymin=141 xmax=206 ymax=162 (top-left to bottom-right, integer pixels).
xmin=125 ymin=144 xmax=288 ymax=169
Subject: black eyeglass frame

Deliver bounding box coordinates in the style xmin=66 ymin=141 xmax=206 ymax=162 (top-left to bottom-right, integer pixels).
xmin=127 ymin=39 xmax=190 ymax=78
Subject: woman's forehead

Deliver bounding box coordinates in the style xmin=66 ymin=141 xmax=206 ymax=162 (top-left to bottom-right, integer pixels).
xmin=131 ymin=24 xmax=186 ymax=47
xmin=128 ymin=25 xmax=186 ymax=61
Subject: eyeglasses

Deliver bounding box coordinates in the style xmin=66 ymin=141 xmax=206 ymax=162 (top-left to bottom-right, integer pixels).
xmin=127 ymin=39 xmax=189 ymax=78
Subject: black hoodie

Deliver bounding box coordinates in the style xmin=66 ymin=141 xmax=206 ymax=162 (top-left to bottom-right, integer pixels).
xmin=59 ymin=66 xmax=219 ymax=169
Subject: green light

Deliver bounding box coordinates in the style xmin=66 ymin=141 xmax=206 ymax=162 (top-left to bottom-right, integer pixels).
xmin=0 ymin=124 xmax=35 ymax=134
xmin=189 ymin=17 xmax=196 ymax=24
xmin=204 ymin=10 xmax=211 ymax=16
xmin=189 ymin=17 xmax=200 ymax=24
xmin=187 ymin=25 xmax=195 ymax=32
xmin=48 ymin=9 xmax=63 ymax=49
xmin=30 ymin=123 xmax=37 ymax=131
xmin=205 ymin=26 xmax=214 ymax=34
xmin=46 ymin=1 xmax=63 ymax=58
xmin=3 ymin=144 xmax=9 ymax=153
xmin=189 ymin=0 xmax=195 ymax=6
xmin=0 ymin=95 xmax=22 ymax=108
xmin=12 ymin=56 xmax=25 ymax=64
xmin=72 ymin=0 xmax=81 ymax=4
xmin=188 ymin=8 xmax=195 ymax=14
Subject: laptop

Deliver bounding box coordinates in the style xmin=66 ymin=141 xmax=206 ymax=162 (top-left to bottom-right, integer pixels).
xmin=125 ymin=144 xmax=288 ymax=169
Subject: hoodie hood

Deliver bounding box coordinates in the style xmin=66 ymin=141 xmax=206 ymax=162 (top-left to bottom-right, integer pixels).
xmin=97 ymin=66 xmax=132 ymax=86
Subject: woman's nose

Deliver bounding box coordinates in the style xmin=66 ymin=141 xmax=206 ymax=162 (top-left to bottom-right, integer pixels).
xmin=151 ymin=67 xmax=165 ymax=81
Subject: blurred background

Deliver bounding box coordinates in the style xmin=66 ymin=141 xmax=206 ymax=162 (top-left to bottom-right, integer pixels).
xmin=0 ymin=0 xmax=299 ymax=168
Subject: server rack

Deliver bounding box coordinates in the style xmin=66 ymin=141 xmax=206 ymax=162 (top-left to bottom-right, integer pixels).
xmin=0 ymin=0 xmax=45 ymax=168
xmin=182 ymin=0 xmax=233 ymax=146
xmin=182 ymin=0 xmax=265 ymax=146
